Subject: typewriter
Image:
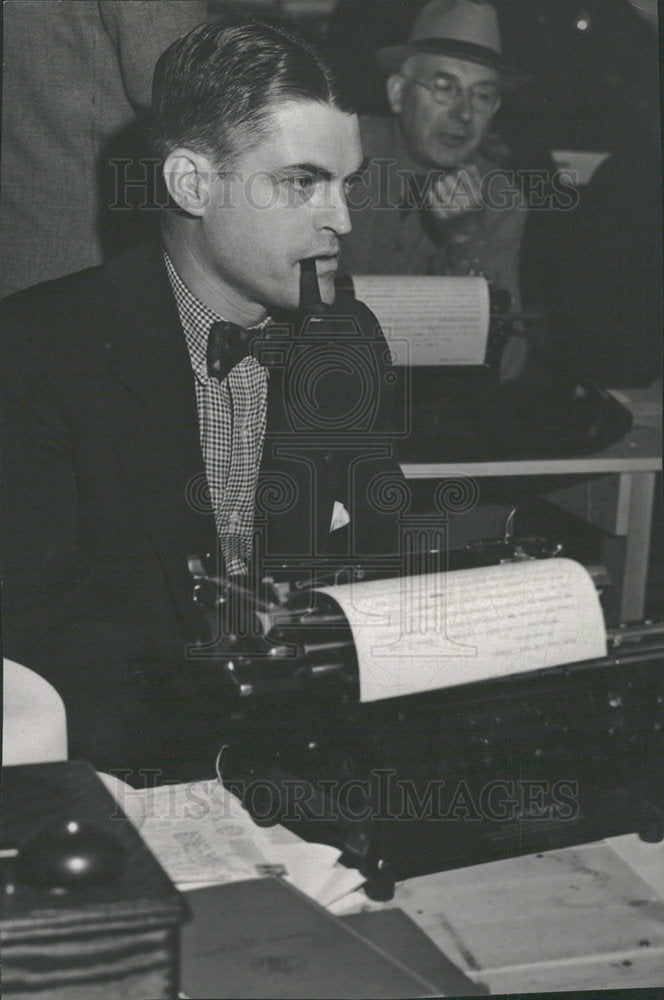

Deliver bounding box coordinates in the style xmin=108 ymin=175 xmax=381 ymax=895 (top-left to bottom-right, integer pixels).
xmin=187 ymin=543 xmax=664 ymax=901
xmin=342 ymin=274 xmax=634 ymax=462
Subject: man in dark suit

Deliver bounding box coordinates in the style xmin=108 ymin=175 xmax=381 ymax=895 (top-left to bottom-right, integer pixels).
xmin=1 ymin=21 xmax=402 ymax=777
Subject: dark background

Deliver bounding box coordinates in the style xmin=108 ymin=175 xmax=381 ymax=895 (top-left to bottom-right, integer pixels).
xmin=211 ymin=0 xmax=662 ymax=152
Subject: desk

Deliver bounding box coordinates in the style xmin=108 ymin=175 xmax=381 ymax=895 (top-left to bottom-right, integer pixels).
xmin=334 ymin=834 xmax=664 ymax=993
xmin=401 ymin=392 xmax=662 ymax=622
xmin=108 ymin=777 xmax=664 ymax=995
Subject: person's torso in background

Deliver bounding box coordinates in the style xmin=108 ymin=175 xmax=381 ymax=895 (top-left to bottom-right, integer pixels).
xmin=0 ymin=0 xmax=207 ymax=297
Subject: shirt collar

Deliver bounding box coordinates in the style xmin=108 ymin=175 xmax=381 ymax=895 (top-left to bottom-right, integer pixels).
xmin=164 ymin=250 xmax=221 ymax=380
xmin=164 ymin=250 xmax=270 ymax=381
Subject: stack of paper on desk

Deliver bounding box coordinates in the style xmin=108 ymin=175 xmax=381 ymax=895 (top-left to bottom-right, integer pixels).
xmin=118 ymin=779 xmax=362 ymax=905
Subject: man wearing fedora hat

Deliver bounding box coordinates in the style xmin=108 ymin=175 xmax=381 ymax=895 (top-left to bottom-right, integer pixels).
xmin=340 ymin=0 xmax=530 ymax=378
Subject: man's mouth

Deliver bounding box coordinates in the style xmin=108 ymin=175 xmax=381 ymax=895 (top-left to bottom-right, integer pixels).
xmin=438 ymin=132 xmax=470 ymax=147
xmin=312 ymin=253 xmax=339 ymax=275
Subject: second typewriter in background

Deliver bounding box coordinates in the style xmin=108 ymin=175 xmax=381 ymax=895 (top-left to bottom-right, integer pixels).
xmin=347 ymin=274 xmax=634 ymax=461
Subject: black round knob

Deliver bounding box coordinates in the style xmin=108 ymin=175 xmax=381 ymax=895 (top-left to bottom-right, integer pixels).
xmin=17 ymin=821 xmax=126 ymax=889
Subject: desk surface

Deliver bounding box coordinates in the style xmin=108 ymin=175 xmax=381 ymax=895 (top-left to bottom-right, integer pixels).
xmin=401 ymin=388 xmax=662 ymax=478
xmin=107 ymin=775 xmax=664 ymax=995
xmin=334 ymin=834 xmax=664 ymax=994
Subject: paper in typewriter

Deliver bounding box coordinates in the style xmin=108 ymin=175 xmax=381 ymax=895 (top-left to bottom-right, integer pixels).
xmin=319 ymin=559 xmax=606 ymax=703
xmin=351 ymin=274 xmax=490 ymax=366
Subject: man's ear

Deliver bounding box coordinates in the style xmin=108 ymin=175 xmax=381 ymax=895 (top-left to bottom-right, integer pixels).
xmin=386 ymin=73 xmax=407 ymax=114
xmin=163 ymin=148 xmax=215 ymax=216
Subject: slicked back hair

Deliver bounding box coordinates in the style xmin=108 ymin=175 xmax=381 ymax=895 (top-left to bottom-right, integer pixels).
xmin=151 ymin=19 xmax=353 ymax=168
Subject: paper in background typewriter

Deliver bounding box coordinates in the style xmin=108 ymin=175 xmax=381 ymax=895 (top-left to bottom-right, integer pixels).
xmin=352 ymin=274 xmax=491 ymax=366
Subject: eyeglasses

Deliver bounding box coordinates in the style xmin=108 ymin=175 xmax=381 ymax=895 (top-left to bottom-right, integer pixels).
xmin=402 ymin=74 xmax=500 ymax=115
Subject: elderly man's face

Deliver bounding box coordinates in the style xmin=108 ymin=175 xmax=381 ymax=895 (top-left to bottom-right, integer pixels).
xmin=388 ymin=54 xmax=501 ymax=169
xmin=198 ymin=100 xmax=363 ymax=318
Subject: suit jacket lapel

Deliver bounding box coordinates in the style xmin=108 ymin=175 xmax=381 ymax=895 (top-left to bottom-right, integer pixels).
xmin=261 ymin=317 xmax=337 ymax=557
xmin=104 ymin=246 xmax=217 ymax=592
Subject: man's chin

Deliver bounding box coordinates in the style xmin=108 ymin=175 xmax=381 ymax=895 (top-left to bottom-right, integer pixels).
xmin=426 ymin=140 xmax=479 ymax=171
xmin=436 ymin=152 xmax=471 ymax=170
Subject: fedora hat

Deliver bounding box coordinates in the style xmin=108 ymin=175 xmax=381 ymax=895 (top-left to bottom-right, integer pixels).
xmin=376 ymin=0 xmax=530 ymax=92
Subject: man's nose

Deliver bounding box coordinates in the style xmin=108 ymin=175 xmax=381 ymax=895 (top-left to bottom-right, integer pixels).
xmin=317 ymin=187 xmax=352 ymax=236
xmin=451 ymin=88 xmax=474 ymax=122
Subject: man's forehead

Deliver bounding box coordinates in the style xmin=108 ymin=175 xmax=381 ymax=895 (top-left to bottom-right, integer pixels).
xmin=244 ymin=99 xmax=362 ymax=173
xmin=404 ymin=52 xmax=500 ymax=85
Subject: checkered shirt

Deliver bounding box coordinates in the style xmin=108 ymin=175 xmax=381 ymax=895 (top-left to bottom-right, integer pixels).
xmin=164 ymin=252 xmax=268 ymax=575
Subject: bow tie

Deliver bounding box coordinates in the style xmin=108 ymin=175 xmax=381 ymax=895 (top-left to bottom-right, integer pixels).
xmin=207 ymin=320 xmax=259 ymax=382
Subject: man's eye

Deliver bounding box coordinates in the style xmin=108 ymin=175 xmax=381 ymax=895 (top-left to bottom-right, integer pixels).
xmin=432 ymin=79 xmax=455 ymax=95
xmin=286 ymin=174 xmax=316 ymax=195
xmin=344 ymin=173 xmax=363 ymax=195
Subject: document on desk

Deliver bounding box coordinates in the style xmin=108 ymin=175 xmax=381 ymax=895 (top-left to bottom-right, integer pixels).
xmin=319 ymin=558 xmax=607 ymax=703
xmin=351 ymin=274 xmax=490 ymax=366
xmin=121 ymin=779 xmax=362 ymax=905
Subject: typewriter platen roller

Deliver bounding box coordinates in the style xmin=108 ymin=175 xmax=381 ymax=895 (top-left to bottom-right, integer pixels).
xmin=187 ymin=553 xmax=664 ymax=901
